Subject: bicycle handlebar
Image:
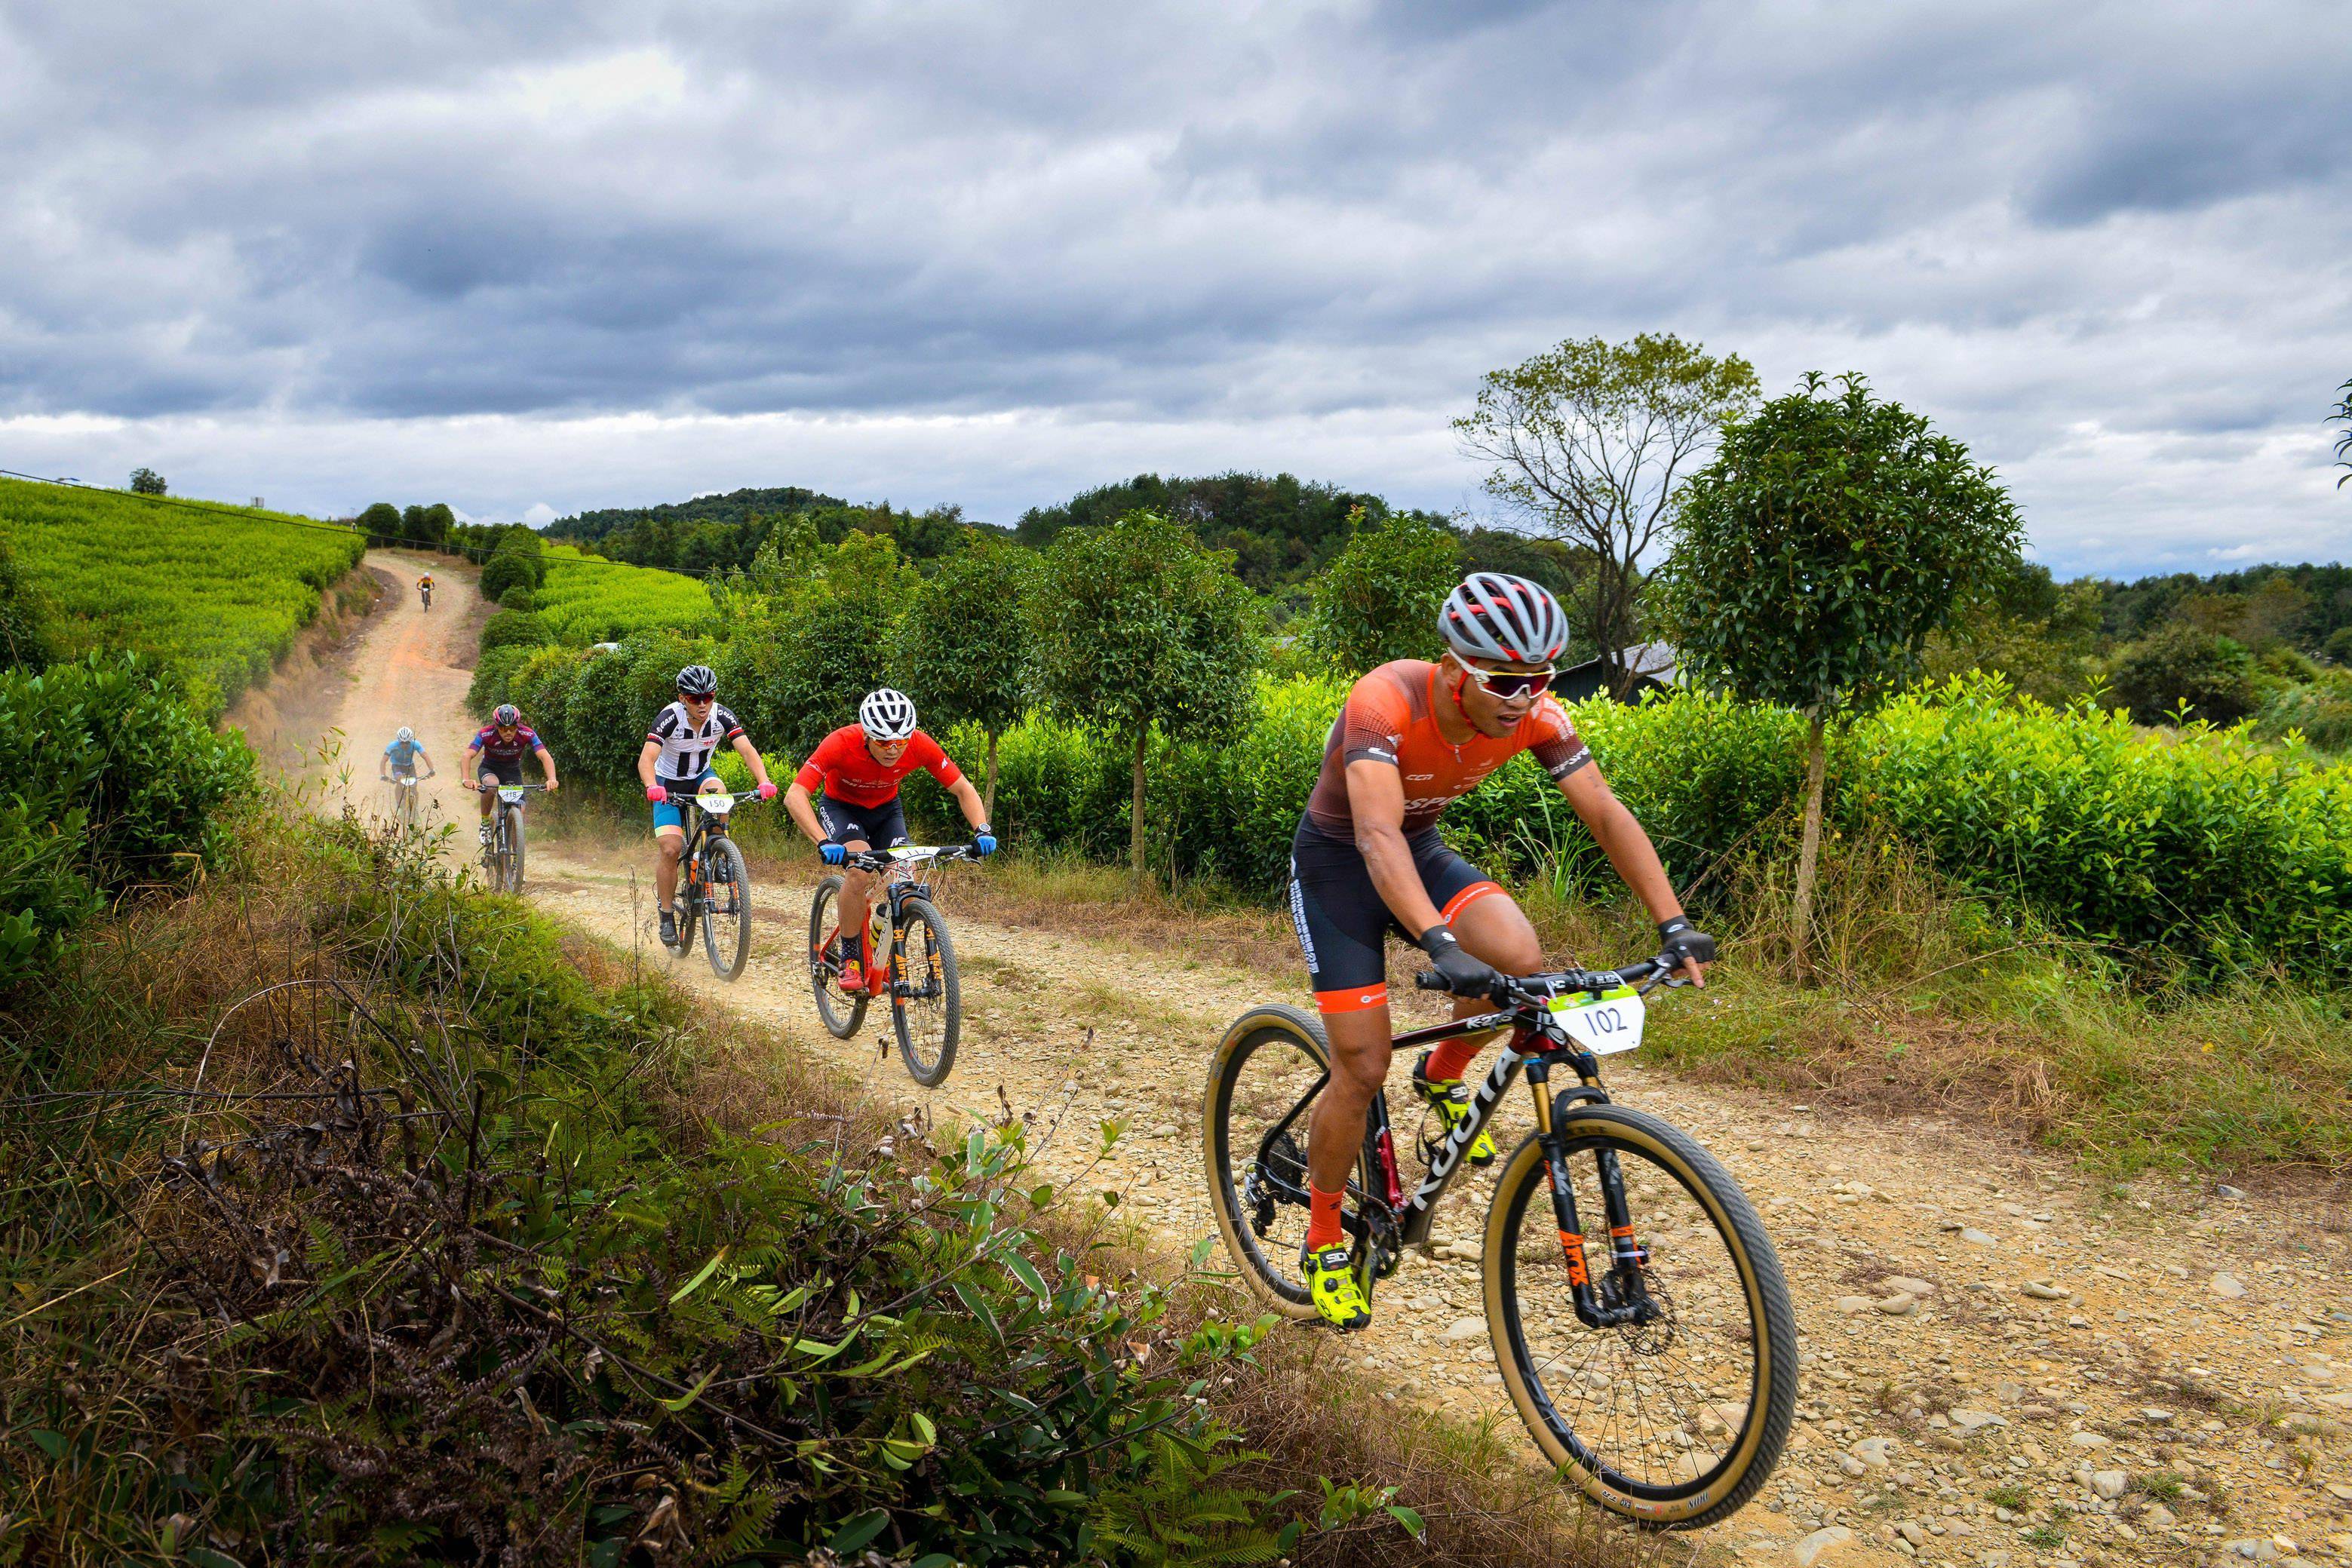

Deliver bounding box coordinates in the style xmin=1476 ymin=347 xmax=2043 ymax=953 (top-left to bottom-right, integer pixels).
xmin=1413 ymin=952 xmax=1686 ymax=1005
xmin=840 ymin=845 xmax=980 ymax=872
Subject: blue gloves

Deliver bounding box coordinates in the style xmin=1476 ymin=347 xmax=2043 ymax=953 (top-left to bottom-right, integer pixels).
xmin=973 ymin=833 xmax=997 ymax=858
xmin=820 ymin=842 xmax=847 ymax=866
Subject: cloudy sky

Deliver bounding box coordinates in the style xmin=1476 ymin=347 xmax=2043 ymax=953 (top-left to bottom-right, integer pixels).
xmin=2 ymin=1 xmax=2348 ymax=574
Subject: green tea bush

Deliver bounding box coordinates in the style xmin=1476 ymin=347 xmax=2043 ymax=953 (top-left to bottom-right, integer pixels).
xmin=536 ymin=545 xmax=717 ymax=644
xmin=1 ymin=476 xmax=366 ymax=716
xmin=0 ymin=653 xmax=252 ymax=985
xmin=477 ymin=606 xmax=554 ymax=652
xmin=1851 ymin=675 xmax=2352 ymax=977
xmin=476 ymin=528 xmax=547 ymax=603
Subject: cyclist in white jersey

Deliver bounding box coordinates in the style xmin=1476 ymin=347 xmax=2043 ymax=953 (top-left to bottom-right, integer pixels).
xmin=636 ymin=664 xmax=778 ymax=946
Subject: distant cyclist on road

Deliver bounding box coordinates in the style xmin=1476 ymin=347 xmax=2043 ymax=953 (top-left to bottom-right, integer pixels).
xmin=418 ymin=572 xmax=434 ymax=610
xmin=1287 ymin=572 xmax=1711 ymax=1333
xmin=784 ymin=689 xmax=996 ymax=990
xmin=463 ymin=704 xmax=558 ymax=840
xmin=380 ymin=726 xmax=435 ymax=786
xmin=637 ymin=664 xmax=778 ymax=947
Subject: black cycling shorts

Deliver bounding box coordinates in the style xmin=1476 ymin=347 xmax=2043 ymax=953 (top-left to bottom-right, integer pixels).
xmin=817 ymin=793 xmax=909 ymax=850
xmin=477 ymin=756 xmax=524 ymax=787
xmin=1288 ymin=815 xmax=1503 ymax=1014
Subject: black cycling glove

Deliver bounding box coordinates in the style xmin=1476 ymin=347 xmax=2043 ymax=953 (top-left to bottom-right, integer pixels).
xmin=1657 ymin=916 xmax=1717 ymax=968
xmin=1418 ymin=926 xmax=1503 ymax=1000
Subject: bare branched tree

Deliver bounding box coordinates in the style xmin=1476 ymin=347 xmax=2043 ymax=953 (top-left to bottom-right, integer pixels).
xmin=1454 ymin=333 xmax=1758 ymax=695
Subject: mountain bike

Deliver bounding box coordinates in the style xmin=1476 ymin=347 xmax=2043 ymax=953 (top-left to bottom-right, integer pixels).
xmin=388 ymin=773 xmax=427 ymax=832
xmin=808 ymin=846 xmax=972 ymax=1086
xmin=468 ymin=781 xmax=542 ymax=894
xmin=419 ymin=581 xmax=433 ymax=610
xmin=659 ymin=789 xmax=757 ymax=981
xmin=1202 ymin=953 xmax=1796 ymax=1529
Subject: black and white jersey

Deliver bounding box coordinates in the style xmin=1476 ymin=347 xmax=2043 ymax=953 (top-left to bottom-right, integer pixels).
xmin=646 ymin=701 xmax=745 ymax=782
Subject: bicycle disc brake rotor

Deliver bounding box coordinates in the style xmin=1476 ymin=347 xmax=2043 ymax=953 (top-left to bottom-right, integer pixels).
xmin=1602 ymin=1269 xmax=1678 ymax=1356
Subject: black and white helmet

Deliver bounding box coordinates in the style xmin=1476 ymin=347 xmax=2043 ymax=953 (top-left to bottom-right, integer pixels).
xmin=1439 ymin=572 xmax=1571 ymax=666
xmin=675 ymin=664 xmax=717 ymax=697
xmin=858 ymin=688 xmax=918 ymax=741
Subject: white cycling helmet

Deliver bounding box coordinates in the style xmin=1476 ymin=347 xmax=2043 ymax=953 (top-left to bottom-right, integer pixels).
xmin=858 ymin=688 xmax=918 ymax=741
xmin=1439 ymin=572 xmax=1571 ymax=666
xmin=396 ymin=726 xmax=414 ymax=744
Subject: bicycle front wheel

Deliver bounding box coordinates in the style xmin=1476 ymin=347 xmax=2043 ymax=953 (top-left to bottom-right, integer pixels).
xmin=890 ymin=898 xmax=958 ymax=1086
xmin=699 ymin=837 xmax=752 ymax=980
xmin=1202 ymin=1005 xmax=1379 ymax=1321
xmin=1484 ymin=1105 xmax=1795 ymax=1529
xmin=503 ymin=809 xmax=527 ymax=894
xmin=806 ymin=876 xmax=867 ymax=1040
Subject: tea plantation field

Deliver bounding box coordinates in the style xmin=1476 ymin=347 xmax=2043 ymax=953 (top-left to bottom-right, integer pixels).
xmin=1 ymin=477 xmax=367 ymax=715
xmin=536 ymin=545 xmax=716 ymax=643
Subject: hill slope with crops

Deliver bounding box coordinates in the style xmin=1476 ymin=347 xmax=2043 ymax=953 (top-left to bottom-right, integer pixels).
xmin=0 ymin=477 xmax=367 ymax=716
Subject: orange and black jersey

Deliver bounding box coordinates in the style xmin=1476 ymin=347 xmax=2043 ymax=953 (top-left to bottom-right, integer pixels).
xmin=1303 ymin=660 xmax=1591 ymax=837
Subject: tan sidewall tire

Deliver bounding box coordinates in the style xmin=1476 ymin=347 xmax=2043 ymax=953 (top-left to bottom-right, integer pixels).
xmin=1482 ymin=1107 xmax=1795 ymax=1530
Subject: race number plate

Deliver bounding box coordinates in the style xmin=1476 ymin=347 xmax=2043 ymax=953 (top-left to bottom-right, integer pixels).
xmin=699 ymin=793 xmax=735 ymax=814
xmin=1546 ymin=987 xmax=1646 ymax=1055
xmin=497 ymin=787 xmax=526 ymax=805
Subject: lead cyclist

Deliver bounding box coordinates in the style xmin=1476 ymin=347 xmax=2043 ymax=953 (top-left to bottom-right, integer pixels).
xmin=1287 ymin=572 xmax=1713 ymax=1331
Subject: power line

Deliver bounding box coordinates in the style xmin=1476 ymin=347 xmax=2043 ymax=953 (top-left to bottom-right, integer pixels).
xmin=0 ymin=467 xmax=729 ymax=581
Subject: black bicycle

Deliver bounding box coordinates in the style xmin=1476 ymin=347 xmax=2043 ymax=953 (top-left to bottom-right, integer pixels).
xmin=1202 ymin=953 xmax=1796 ymax=1529
xmin=807 ymin=846 xmax=971 ymax=1085
xmin=468 ymin=781 xmax=544 ymax=894
xmin=659 ymin=790 xmax=757 ymax=981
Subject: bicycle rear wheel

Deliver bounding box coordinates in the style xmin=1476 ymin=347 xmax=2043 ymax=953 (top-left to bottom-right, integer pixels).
xmin=1202 ymin=1005 xmax=1381 ymax=1321
xmin=807 ymin=876 xmax=867 ymax=1040
xmin=1484 ymin=1105 xmax=1795 ymax=1529
xmin=700 ymin=837 xmax=752 ymax=981
xmin=890 ymin=898 xmax=958 ymax=1085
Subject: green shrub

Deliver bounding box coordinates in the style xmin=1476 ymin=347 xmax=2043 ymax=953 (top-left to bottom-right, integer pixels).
xmin=464 ymin=643 xmax=536 ymax=713
xmin=477 ymin=529 xmax=547 ymax=603
xmin=2255 ymin=674 xmax=2352 ymax=752
xmin=477 ymin=607 xmax=554 ymax=653
xmin=0 ymin=653 xmax=252 ymax=985
xmin=1 ymin=476 xmax=365 ymax=716
xmin=497 ymin=585 xmax=536 ymax=612
xmin=2108 ymin=624 xmax=2257 ymax=726
xmin=0 ymin=529 xmax=54 ymax=669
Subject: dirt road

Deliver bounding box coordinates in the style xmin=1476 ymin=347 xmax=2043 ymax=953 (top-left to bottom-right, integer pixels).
xmin=311 ymin=551 xmax=2352 ymax=1568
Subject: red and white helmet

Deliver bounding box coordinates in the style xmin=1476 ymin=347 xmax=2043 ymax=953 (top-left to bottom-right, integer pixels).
xmin=1439 ymin=572 xmax=1570 ymax=665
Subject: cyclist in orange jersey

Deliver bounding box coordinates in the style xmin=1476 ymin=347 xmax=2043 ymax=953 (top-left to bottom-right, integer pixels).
xmin=1288 ymin=572 xmax=1712 ymax=1330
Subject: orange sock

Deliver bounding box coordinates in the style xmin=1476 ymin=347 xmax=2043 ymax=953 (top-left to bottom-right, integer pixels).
xmin=1306 ymin=1183 xmax=1345 ymax=1251
xmin=1423 ymin=1040 xmax=1481 ymax=1083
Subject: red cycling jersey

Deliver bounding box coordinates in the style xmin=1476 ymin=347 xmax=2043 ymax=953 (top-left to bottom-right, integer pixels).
xmin=794 ymin=725 xmax=963 ymax=809
xmin=1303 ymin=660 xmax=1590 ymax=836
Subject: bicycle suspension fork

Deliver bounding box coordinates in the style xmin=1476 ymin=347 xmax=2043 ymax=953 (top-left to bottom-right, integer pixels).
xmin=1527 ymin=1054 xmax=1657 ymax=1330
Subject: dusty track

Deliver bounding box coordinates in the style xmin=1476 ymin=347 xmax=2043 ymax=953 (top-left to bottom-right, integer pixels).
xmin=307 ymin=551 xmax=2352 ymax=1568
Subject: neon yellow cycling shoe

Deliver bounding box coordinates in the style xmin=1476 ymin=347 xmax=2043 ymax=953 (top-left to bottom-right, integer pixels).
xmin=1412 ymin=1051 xmax=1495 ymax=1165
xmin=1299 ymin=1240 xmax=1371 ymax=1332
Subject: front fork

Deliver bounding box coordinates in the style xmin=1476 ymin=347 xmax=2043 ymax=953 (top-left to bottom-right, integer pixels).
xmin=1528 ymin=1057 xmax=1658 ymax=1330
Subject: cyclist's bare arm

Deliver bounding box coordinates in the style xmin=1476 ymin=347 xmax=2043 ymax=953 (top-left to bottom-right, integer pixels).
xmin=727 ymin=733 xmax=775 ymax=792
xmin=1556 ymin=765 xmax=1705 ymax=985
xmin=636 ymin=738 xmax=664 ymax=791
xmin=782 ymin=781 xmax=825 ymax=844
xmin=534 ymin=745 xmax=560 ymax=791
xmin=1344 ymin=758 xmax=1446 ymax=940
xmin=945 ymin=775 xmax=987 ymax=830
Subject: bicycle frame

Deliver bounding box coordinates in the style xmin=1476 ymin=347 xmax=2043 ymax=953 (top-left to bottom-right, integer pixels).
xmin=1246 ymin=977 xmax=1663 ymax=1330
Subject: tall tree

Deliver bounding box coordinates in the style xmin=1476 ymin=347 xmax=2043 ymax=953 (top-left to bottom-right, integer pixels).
xmin=1025 ymin=511 xmax=1259 ymax=879
xmin=357 ymin=502 xmax=403 ymax=546
xmin=128 ymin=468 xmax=167 ymax=496
xmin=1303 ymin=506 xmax=1460 ymax=670
xmin=1657 ymin=373 xmax=2022 ymax=971
xmin=892 ymin=539 xmax=1035 ymax=817
xmin=1454 ymin=333 xmax=1758 ymax=694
